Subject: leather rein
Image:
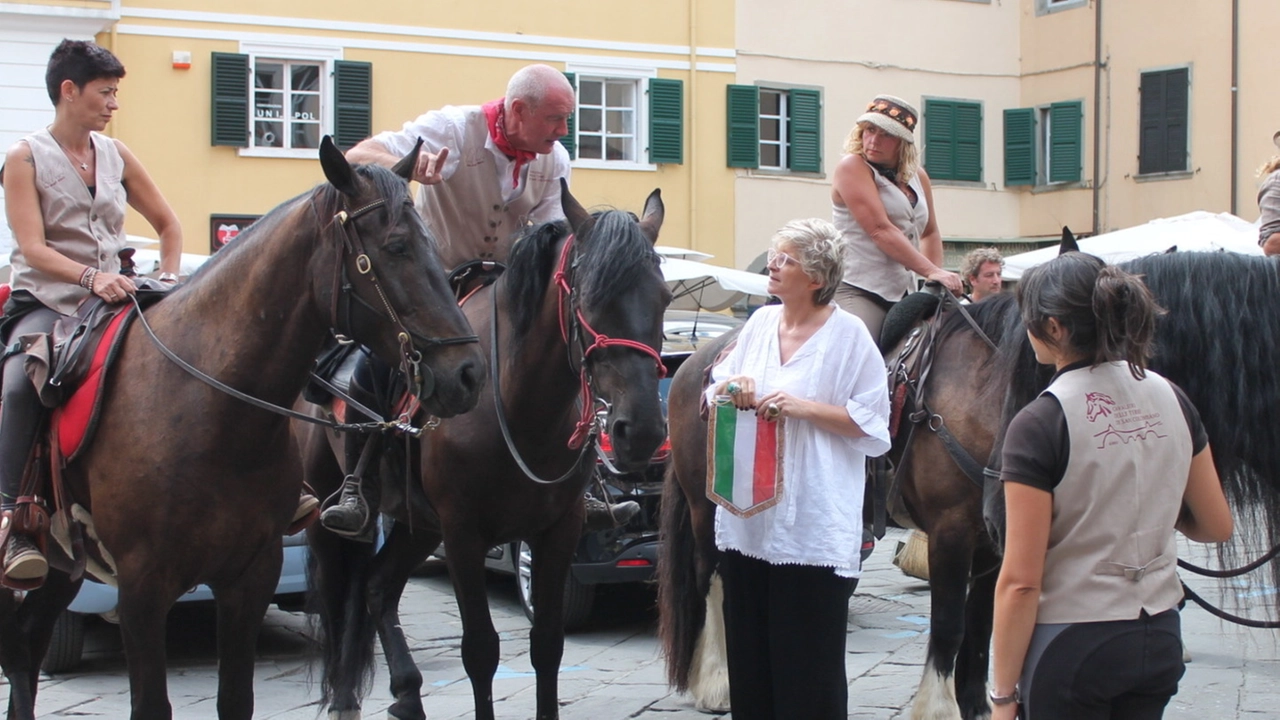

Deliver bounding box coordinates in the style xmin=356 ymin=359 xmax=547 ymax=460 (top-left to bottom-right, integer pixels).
xmin=489 ymin=234 xmax=665 ymax=485
xmin=890 ymin=287 xmax=999 ymax=489
xmin=133 ymin=195 xmax=477 ymax=436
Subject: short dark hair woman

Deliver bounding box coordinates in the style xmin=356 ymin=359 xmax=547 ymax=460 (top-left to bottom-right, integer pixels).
xmin=0 ymin=39 xmax=184 ymax=581
xmin=990 ymin=252 xmax=1234 ymax=720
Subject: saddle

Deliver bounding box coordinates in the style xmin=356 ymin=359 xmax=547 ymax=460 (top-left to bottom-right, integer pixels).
xmin=0 ymin=281 xmax=172 ymax=590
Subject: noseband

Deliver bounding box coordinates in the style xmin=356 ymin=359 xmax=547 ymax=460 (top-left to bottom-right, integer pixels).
xmin=550 ymin=235 xmax=665 ymax=448
xmin=327 ymin=197 xmax=478 ymax=401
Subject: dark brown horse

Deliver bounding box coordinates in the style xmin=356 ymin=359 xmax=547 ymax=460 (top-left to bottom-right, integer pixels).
xmin=659 ymin=250 xmax=1280 ymax=720
xmin=299 ymin=185 xmax=672 ymax=720
xmin=0 ymin=137 xmax=484 ymax=720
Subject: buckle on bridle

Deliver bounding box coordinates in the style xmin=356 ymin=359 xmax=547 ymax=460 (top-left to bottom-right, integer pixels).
xmin=356 ymin=254 xmax=372 ymax=274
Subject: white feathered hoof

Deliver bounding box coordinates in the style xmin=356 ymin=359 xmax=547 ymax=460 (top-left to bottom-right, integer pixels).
xmin=689 ymin=574 xmax=731 ymax=713
xmin=910 ymin=666 xmax=963 ymax=720
xmin=327 ymin=710 xmax=360 ymax=720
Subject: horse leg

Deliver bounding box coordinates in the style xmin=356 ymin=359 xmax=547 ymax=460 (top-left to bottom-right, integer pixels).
xmin=954 ymin=559 xmax=998 ymax=720
xmin=688 ymin=572 xmax=730 ymax=713
xmin=910 ymin=521 xmax=974 ymax=720
xmin=0 ymin=573 xmax=81 ymax=720
xmin=211 ymin=543 xmax=281 ymax=720
xmin=526 ymin=514 xmax=582 ymax=720
xmin=368 ymin=518 xmax=439 ymax=720
xmin=442 ymin=529 xmax=502 ymax=720
xmin=117 ymin=575 xmax=181 ymax=719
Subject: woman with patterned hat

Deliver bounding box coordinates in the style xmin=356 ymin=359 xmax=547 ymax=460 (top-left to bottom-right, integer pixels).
xmin=831 ymin=94 xmax=962 ymax=342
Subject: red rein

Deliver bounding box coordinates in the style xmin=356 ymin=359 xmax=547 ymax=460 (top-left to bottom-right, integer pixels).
xmin=551 ymin=236 xmax=665 ymax=448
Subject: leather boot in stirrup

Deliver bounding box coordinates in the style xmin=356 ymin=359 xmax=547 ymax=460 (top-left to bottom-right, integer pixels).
xmin=320 ymin=475 xmax=371 ymax=538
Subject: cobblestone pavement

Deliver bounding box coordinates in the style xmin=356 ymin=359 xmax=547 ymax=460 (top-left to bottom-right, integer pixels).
xmin=17 ymin=529 xmax=1280 ymax=718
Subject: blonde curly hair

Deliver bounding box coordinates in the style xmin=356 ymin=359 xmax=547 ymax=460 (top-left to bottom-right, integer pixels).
xmin=843 ymin=123 xmax=921 ymax=185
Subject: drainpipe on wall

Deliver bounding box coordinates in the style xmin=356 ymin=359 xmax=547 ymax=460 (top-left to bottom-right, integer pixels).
xmin=688 ymin=2 xmax=698 ymax=254
xmin=1091 ymin=0 xmax=1103 ymax=236
xmin=1230 ymin=0 xmax=1239 ymax=215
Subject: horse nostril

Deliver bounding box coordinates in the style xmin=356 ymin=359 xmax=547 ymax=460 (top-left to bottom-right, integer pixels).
xmin=611 ymin=420 xmax=630 ymax=446
xmin=459 ymin=359 xmax=483 ymax=395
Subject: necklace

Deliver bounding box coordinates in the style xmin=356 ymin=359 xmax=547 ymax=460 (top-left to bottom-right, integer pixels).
xmin=50 ymin=132 xmax=93 ymax=172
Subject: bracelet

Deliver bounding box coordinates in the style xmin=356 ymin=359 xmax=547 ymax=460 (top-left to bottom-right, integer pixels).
xmin=157 ymin=272 xmax=179 ymax=283
xmin=80 ymin=267 xmax=98 ymax=292
xmin=989 ymin=686 xmax=1020 ymax=706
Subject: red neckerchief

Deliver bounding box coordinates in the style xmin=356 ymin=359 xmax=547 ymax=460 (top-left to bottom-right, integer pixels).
xmin=482 ymin=98 xmax=536 ymax=188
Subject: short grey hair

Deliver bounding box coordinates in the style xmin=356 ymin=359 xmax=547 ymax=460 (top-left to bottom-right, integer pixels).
xmin=771 ymin=218 xmax=846 ymax=305
xmin=505 ymin=64 xmax=574 ymax=112
xmin=959 ymin=246 xmax=1005 ymax=280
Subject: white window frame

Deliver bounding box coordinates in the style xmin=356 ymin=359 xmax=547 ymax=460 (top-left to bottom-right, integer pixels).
xmin=565 ymin=63 xmax=656 ymax=172
xmin=238 ymin=41 xmax=343 ymax=160
xmin=758 ymin=88 xmax=789 ymax=170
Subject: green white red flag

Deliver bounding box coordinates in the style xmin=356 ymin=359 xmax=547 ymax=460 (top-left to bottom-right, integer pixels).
xmin=706 ymin=398 xmax=785 ymax=518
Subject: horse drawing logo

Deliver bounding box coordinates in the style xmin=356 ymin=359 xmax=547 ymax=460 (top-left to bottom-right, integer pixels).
xmin=1085 ymin=392 xmax=1116 ymax=422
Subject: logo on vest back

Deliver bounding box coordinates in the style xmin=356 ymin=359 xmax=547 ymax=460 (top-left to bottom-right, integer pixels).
xmin=1083 ymin=391 xmax=1167 ymax=448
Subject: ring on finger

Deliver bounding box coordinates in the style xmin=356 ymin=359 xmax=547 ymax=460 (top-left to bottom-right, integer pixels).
xmin=766 ymin=403 xmax=780 ymax=419
xmin=727 ymin=381 xmax=740 ymax=395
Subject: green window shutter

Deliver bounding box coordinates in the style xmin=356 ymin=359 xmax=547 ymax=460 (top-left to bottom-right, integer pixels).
xmin=333 ymin=60 xmax=372 ymax=151
xmin=923 ymin=100 xmax=954 ymax=179
xmin=1048 ymin=101 xmax=1082 ymax=183
xmin=562 ymin=72 xmax=576 ymax=160
xmin=211 ymin=52 xmax=249 ymax=147
xmin=953 ymin=102 xmax=982 ymax=182
xmin=787 ymin=88 xmax=821 ymax=173
xmin=726 ymin=84 xmax=759 ymax=168
xmin=1003 ymin=108 xmax=1037 ymax=186
xmin=649 ymin=78 xmax=683 ymax=164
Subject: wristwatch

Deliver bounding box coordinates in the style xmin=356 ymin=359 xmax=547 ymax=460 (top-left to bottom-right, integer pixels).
xmin=989 ymin=686 xmax=1020 ymax=706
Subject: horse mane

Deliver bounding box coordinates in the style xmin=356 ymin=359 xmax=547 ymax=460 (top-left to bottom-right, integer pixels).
xmin=180 ymin=163 xmax=411 ymax=287
xmin=1123 ymin=252 xmax=1280 ymax=574
xmin=503 ymin=209 xmax=660 ymax=348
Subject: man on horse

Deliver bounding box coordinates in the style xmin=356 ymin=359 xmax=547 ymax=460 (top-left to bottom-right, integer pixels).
xmin=325 ymin=63 xmax=639 ymax=534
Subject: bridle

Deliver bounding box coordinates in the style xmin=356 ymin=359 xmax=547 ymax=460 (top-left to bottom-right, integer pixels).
xmin=326 ymin=196 xmax=478 ymax=403
xmin=490 ymin=232 xmax=665 ymax=485
xmin=133 ymin=191 xmax=477 ymax=436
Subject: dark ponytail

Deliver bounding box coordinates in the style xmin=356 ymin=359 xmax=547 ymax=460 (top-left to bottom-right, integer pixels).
xmin=1017 ymin=252 xmax=1164 ymax=378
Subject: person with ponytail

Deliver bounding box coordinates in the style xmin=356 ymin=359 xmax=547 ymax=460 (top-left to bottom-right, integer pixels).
xmin=989 ymin=252 xmax=1234 ymax=720
xmin=1257 ymin=130 xmax=1280 ymax=256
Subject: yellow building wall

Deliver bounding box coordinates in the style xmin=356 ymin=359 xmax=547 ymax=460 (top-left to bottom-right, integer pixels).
xmin=1237 ymin=0 xmax=1280 ymax=221
xmin=94 ymin=0 xmax=735 ymax=257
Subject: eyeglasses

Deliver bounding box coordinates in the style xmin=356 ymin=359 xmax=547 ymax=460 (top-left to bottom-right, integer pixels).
xmin=766 ymin=249 xmax=799 ymax=270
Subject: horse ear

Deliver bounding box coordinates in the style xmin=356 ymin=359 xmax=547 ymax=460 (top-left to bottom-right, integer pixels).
xmin=390 ymin=138 xmax=424 ymax=181
xmin=637 ymin=188 xmax=664 ymax=245
xmin=320 ymin=136 xmax=360 ymax=197
xmin=560 ymin=178 xmax=596 ymax=238
xmin=1164 ymin=245 xmax=1178 ymax=254
xmin=1058 ymin=226 xmax=1079 ymax=255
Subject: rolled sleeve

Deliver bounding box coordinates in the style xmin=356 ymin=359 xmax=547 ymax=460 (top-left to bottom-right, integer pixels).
xmin=845 ymin=387 xmax=892 ymax=457
xmin=371 ymin=106 xmax=464 ymax=179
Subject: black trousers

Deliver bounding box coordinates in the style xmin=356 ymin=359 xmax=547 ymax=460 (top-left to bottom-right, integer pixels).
xmin=1023 ymin=609 xmax=1184 ymax=720
xmin=719 ymin=549 xmax=854 ymax=720
xmin=0 ymin=305 xmax=58 ymax=509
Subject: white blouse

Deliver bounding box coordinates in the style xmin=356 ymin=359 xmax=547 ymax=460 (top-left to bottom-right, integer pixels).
xmin=706 ymin=305 xmax=891 ymax=577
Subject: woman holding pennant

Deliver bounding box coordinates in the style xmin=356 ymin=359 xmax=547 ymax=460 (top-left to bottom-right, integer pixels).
xmin=705 ymin=218 xmax=892 ymax=720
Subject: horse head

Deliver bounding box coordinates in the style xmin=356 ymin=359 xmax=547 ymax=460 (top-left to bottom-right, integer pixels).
xmin=316 ymin=136 xmax=484 ymax=418
xmin=561 ymin=181 xmax=672 ymax=471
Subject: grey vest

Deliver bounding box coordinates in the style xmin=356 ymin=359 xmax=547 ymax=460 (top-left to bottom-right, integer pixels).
xmin=415 ymin=107 xmax=559 ymax=269
xmin=834 ymin=164 xmax=929 ymax=303
xmin=10 ymin=129 xmax=127 ymax=315
xmin=1039 ymin=363 xmax=1191 ymax=624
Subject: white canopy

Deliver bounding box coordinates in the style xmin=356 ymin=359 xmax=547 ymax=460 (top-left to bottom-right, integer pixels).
xmin=659 ymin=256 xmax=770 ymax=311
xmin=1002 ymin=211 xmax=1263 ymax=280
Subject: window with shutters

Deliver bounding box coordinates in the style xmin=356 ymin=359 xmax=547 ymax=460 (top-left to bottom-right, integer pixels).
xmin=1035 ymin=0 xmax=1087 ymax=15
xmin=1003 ymin=101 xmax=1083 ymax=188
xmin=565 ymin=66 xmax=679 ymax=169
xmin=1138 ymin=67 xmax=1189 ymax=176
xmin=924 ymin=99 xmax=982 ymax=182
xmin=212 ymin=42 xmax=357 ymax=159
xmin=726 ymin=84 xmax=822 ymax=174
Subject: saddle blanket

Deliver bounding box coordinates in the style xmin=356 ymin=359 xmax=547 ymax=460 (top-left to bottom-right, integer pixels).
xmin=706 ymin=398 xmax=785 ymax=518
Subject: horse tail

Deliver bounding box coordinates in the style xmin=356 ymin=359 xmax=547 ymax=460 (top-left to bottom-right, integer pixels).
xmin=657 ymin=456 xmax=706 ymax=691
xmin=307 ymin=528 xmax=380 ymax=712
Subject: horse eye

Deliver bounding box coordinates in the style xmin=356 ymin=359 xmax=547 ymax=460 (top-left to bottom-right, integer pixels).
xmin=384 ymin=242 xmax=409 ymax=256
